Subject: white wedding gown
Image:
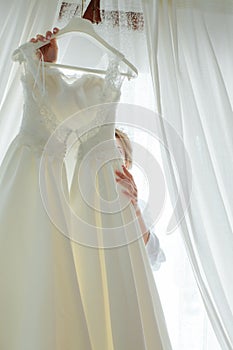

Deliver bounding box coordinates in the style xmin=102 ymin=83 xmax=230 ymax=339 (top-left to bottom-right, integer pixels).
xmin=0 ymin=42 xmax=172 ymax=350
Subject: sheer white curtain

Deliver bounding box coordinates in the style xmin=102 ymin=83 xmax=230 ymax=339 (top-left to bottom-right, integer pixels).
xmin=0 ymin=0 xmax=58 ymax=164
xmin=143 ymin=0 xmax=233 ymax=349
xmin=2 ymin=0 xmax=232 ymax=348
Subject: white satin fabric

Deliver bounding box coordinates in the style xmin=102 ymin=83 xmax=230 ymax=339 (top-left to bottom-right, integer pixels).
xmin=0 ymin=41 xmax=171 ymax=350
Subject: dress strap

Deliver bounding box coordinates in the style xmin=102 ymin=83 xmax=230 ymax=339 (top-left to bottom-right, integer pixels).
xmin=13 ymin=42 xmax=46 ymax=102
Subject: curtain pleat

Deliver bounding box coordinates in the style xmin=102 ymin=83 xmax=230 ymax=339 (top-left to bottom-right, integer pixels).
xmin=143 ymin=0 xmax=233 ymax=348
xmin=0 ymin=0 xmax=58 ymax=164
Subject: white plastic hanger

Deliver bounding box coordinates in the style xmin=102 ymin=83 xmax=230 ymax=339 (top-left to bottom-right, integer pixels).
xmin=12 ymin=17 xmax=138 ymax=79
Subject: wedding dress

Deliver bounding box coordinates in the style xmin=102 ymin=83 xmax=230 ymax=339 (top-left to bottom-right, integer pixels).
xmin=0 ymin=41 xmax=171 ymax=350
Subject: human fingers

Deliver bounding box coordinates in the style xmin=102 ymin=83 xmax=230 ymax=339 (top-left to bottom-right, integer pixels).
xmin=30 ymin=36 xmax=44 ymax=43
xmin=122 ymin=165 xmax=135 ymax=181
xmin=45 ymin=31 xmax=53 ymax=40
xmin=115 ymin=169 xmax=136 ymax=188
xmin=122 ymin=165 xmax=138 ymax=189
xmin=115 ymin=168 xmax=134 ymax=181
xmin=116 ymin=173 xmax=138 ymax=206
xmin=119 ymin=166 xmax=135 ymax=184
xmin=115 ymin=169 xmax=126 ymax=180
xmin=115 ymin=173 xmax=135 ymax=192
xmin=116 ymin=168 xmax=137 ymax=191
xmin=44 ymin=28 xmax=59 ymax=41
xmin=121 ymin=190 xmax=138 ymax=207
xmin=47 ymin=28 xmax=59 ymax=48
xmin=53 ymin=27 xmax=59 ymax=34
xmin=116 ymin=176 xmax=137 ymax=197
xmin=36 ymin=34 xmax=47 ymax=42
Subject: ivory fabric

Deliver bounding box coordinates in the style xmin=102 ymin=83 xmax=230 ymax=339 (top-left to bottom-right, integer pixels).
xmin=0 ymin=40 xmax=171 ymax=350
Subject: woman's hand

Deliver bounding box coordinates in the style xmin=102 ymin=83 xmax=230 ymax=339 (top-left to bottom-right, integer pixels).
xmin=115 ymin=165 xmax=140 ymax=213
xmin=30 ymin=28 xmax=59 ymax=63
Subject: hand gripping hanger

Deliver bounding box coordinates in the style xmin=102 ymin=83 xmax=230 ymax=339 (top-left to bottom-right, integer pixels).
xmin=12 ymin=17 xmax=138 ymax=79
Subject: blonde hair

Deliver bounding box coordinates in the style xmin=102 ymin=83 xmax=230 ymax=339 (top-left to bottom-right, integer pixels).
xmin=115 ymin=128 xmax=133 ymax=169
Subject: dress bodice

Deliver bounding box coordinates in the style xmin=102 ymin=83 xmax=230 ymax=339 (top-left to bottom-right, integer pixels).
xmin=16 ymin=42 xmax=121 ymax=157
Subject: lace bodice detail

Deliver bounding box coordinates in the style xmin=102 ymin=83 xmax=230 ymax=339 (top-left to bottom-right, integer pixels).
xmin=14 ymin=42 xmax=122 ymax=157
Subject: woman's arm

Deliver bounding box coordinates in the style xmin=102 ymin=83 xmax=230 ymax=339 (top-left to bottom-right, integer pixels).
xmin=115 ymin=166 xmax=166 ymax=269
